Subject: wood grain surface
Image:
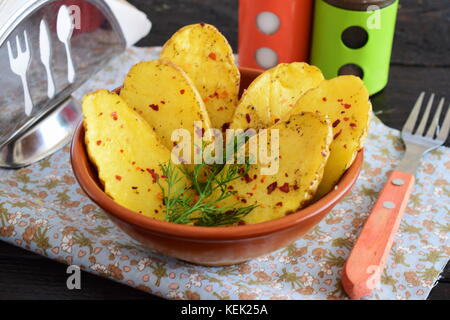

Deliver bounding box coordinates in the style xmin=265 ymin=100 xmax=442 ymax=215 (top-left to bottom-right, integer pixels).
xmin=0 ymin=0 xmax=448 ymax=300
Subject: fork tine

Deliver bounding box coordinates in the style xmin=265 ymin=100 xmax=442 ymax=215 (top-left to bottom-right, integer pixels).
xmin=23 ymin=30 xmax=29 ymax=53
xmin=6 ymin=40 xmax=15 ymax=61
xmin=15 ymin=35 xmax=22 ymax=53
xmin=415 ymin=93 xmax=434 ymax=136
xmin=437 ymin=105 xmax=450 ymax=142
xmin=402 ymin=91 xmax=425 ymax=134
xmin=426 ymin=98 xmax=444 ymax=138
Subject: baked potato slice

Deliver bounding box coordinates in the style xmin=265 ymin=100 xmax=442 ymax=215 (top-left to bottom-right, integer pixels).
xmin=160 ymin=23 xmax=240 ymax=130
xmin=291 ymin=76 xmax=371 ymax=198
xmin=231 ymin=62 xmax=324 ymax=131
xmin=120 ymin=59 xmax=211 ymax=163
xmin=217 ymin=112 xmax=332 ymax=224
xmin=82 ymin=89 xmax=187 ymax=220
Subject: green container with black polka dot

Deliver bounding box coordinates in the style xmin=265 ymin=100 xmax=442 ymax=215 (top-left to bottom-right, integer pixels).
xmin=310 ymin=0 xmax=399 ymax=95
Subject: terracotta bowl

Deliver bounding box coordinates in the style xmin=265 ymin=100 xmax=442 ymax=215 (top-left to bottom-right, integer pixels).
xmin=71 ymin=67 xmax=363 ymax=266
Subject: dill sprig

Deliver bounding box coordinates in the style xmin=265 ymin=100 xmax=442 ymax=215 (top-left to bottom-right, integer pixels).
xmin=157 ymin=161 xmax=257 ymax=226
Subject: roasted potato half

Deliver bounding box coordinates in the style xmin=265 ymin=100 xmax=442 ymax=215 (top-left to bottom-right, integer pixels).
xmin=291 ymin=76 xmax=371 ymax=198
xmin=82 ymin=89 xmax=187 ymax=219
xmin=120 ymin=59 xmax=211 ymax=164
xmin=217 ymin=112 xmax=332 ymax=224
xmin=161 ymin=23 xmax=240 ymax=130
xmin=231 ymin=62 xmax=324 ymax=131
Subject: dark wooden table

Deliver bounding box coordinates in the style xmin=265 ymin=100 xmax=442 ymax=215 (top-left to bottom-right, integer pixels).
xmin=0 ymin=0 xmax=449 ymax=300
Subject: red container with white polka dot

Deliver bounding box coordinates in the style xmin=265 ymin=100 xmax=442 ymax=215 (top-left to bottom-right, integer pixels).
xmin=238 ymin=0 xmax=314 ymax=70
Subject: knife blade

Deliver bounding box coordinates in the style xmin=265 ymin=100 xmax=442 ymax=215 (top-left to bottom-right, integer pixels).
xmin=39 ymin=19 xmax=55 ymax=98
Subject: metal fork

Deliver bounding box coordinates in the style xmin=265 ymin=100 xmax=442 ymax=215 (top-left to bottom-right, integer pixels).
xmin=342 ymin=92 xmax=450 ymax=299
xmin=398 ymin=92 xmax=450 ymax=172
xmin=7 ymin=30 xmax=33 ymax=116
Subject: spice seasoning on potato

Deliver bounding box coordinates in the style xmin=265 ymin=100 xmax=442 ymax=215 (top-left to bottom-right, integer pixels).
xmin=82 ymin=89 xmax=188 ymax=220
xmin=215 ymin=112 xmax=332 ymax=224
xmin=161 ymin=23 xmax=240 ymax=130
xmin=291 ymin=76 xmax=371 ymax=198
xmin=120 ymin=59 xmax=211 ymax=165
xmin=231 ymin=62 xmax=324 ymax=131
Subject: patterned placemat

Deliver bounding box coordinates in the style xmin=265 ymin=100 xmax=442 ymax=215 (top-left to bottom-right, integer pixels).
xmin=0 ymin=47 xmax=448 ymax=300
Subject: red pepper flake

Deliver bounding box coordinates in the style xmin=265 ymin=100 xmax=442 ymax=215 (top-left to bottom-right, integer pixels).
xmin=209 ymin=92 xmax=219 ymax=99
xmin=222 ymin=122 xmax=230 ymax=132
xmin=208 ymin=52 xmax=217 ymax=60
xmin=293 ymin=184 xmax=299 ymax=190
xmin=343 ymin=144 xmax=348 ymax=149
xmin=343 ymin=103 xmax=352 ymax=109
xmin=279 ymin=183 xmax=290 ymax=193
xmin=284 ymin=173 xmax=288 ymax=177
xmin=115 ymin=175 xmax=122 ymax=181
xmin=220 ymin=91 xmax=229 ymax=99
xmin=238 ymin=221 xmax=246 ymax=226
xmin=160 ymin=101 xmax=166 ymax=104
xmin=180 ymin=89 xmax=185 ymax=95
xmin=96 ymin=140 xmax=102 ymax=146
xmin=241 ymin=199 xmax=247 ymax=204
xmin=332 ymin=119 xmax=341 ymax=128
xmin=337 ymin=99 xmax=343 ymax=102
xmin=344 ymin=117 xmax=350 ymax=121
xmin=333 ymin=129 xmax=342 ymax=140
xmin=149 ymin=104 xmax=159 ymax=111
xmin=120 ymin=149 xmax=124 ymax=153
xmin=245 ymin=113 xmax=251 ymax=123
xmin=131 ymin=161 xmax=136 ymax=165
xmin=276 ymin=202 xmax=283 ymax=207
xmin=131 ymin=186 xmax=138 ymax=190
xmin=146 ymin=168 xmax=159 ymax=183
xmin=274 ymin=118 xmax=280 ymax=123
xmin=111 ymin=112 xmax=118 ymax=120
xmin=98 ymin=112 xmax=103 ymax=116
xmin=200 ymin=22 xmax=205 ymax=27
xmin=243 ymin=174 xmax=253 ymax=183
xmin=267 ymin=182 xmax=277 ymax=194
xmin=349 ymin=123 xmax=357 ymax=128
xmin=227 ymin=186 xmax=234 ymax=190
xmin=322 ymin=97 xmax=327 ymax=102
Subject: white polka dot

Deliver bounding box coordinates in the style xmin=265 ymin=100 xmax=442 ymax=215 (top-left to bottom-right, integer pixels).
xmin=255 ymin=47 xmax=278 ymax=69
xmin=256 ymin=11 xmax=280 ymax=35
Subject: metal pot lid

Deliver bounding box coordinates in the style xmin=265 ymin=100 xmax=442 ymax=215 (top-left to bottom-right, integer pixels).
xmin=0 ymin=0 xmax=126 ymax=168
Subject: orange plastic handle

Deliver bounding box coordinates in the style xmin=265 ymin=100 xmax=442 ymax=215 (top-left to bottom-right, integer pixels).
xmin=342 ymin=170 xmax=415 ymax=299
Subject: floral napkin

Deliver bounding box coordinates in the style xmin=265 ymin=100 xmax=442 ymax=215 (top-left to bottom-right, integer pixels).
xmin=0 ymin=47 xmax=449 ymax=300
